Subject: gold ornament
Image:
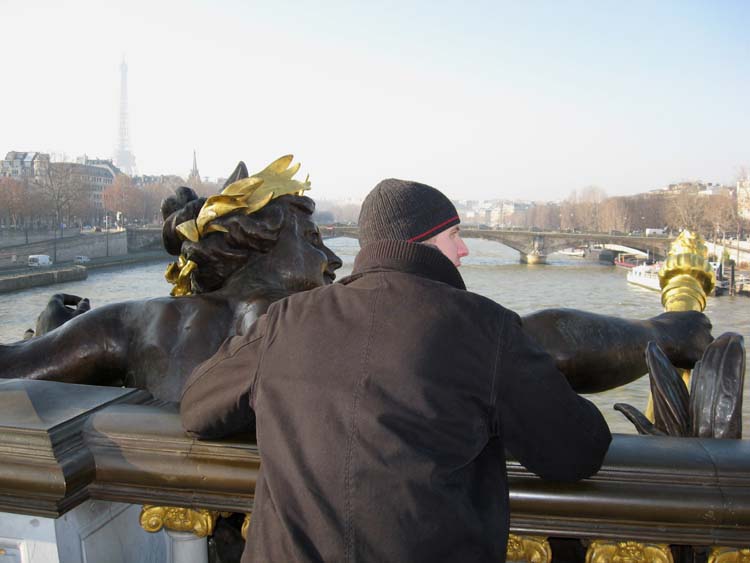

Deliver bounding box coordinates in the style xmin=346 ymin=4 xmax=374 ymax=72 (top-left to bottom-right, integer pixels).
xmin=585 ymin=540 xmax=673 ymax=563
xmin=140 ymin=505 xmax=220 ymax=538
xmin=709 ymin=547 xmax=750 ymax=563
xmin=658 ymin=230 xmax=715 ymax=312
xmin=241 ymin=513 xmax=251 ymax=540
xmin=645 ymin=229 xmax=715 ymax=419
xmin=506 ymin=534 xmax=552 ymax=563
xmin=165 ymin=155 xmax=310 ymax=297
xmin=164 ymin=255 xmax=197 ymax=297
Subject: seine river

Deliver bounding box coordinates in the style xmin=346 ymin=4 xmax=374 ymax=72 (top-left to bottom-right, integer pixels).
xmin=1 ymin=237 xmax=748 ymax=436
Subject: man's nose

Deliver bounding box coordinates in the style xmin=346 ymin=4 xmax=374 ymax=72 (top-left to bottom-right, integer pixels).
xmin=458 ymin=237 xmax=469 ymax=257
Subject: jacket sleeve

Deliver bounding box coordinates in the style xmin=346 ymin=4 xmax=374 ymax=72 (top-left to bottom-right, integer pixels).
xmin=180 ymin=313 xmax=268 ymax=439
xmin=493 ymin=311 xmax=612 ymax=482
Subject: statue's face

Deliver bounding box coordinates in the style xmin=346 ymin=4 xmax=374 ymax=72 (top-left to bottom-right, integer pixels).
xmin=274 ymin=210 xmax=342 ymax=291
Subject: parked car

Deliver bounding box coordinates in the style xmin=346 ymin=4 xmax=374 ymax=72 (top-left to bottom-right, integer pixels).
xmin=28 ymin=254 xmax=52 ymax=267
xmin=74 ymin=255 xmax=91 ymax=265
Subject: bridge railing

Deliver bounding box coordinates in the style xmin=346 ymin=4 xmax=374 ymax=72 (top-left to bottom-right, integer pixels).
xmin=1 ymin=382 xmax=747 ymax=563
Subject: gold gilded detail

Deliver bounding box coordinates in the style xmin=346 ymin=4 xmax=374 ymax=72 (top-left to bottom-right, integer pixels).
xmin=585 ymin=540 xmax=673 ymax=563
xmin=241 ymin=513 xmax=251 ymax=540
xmin=164 ymin=255 xmax=198 ymax=297
xmin=658 ymin=230 xmax=715 ymax=312
xmin=166 ymin=154 xmax=310 ymax=296
xmin=506 ymin=534 xmax=552 ymax=563
xmin=646 ymin=230 xmax=714 ymax=418
xmin=193 ymin=154 xmax=310 ymax=241
xmin=140 ymin=505 xmax=220 ymax=538
xmin=709 ymin=547 xmax=750 ymax=563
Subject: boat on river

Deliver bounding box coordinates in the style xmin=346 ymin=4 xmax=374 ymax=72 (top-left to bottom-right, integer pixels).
xmin=558 ymin=247 xmax=585 ymax=258
xmin=626 ymin=263 xmax=662 ymax=291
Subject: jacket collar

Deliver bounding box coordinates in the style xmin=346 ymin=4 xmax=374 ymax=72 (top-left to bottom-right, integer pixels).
xmin=341 ymin=240 xmax=466 ymax=290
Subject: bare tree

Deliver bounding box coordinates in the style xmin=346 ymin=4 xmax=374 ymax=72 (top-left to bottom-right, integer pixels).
xmin=33 ymin=163 xmax=88 ymax=231
xmin=0 ymin=177 xmax=25 ymax=227
xmin=665 ymin=192 xmax=708 ymax=233
xmin=599 ymin=197 xmax=629 ymax=233
xmin=103 ymin=175 xmax=148 ymax=225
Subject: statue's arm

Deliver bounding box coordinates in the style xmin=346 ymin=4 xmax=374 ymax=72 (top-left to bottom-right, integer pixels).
xmin=520 ymin=308 xmax=713 ymax=393
xmin=0 ymin=303 xmax=132 ymax=386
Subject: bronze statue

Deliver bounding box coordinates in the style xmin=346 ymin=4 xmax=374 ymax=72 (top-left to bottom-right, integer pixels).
xmin=1 ymin=157 xmax=340 ymax=401
xmin=615 ymin=333 xmax=745 ymax=438
xmin=0 ymin=156 xmax=713 ymax=402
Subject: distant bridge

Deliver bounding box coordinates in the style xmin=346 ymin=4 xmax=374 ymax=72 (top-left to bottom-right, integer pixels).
xmin=323 ymin=227 xmax=672 ymax=264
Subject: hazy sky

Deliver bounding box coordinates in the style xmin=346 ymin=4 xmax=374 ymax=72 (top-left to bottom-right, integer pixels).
xmin=1 ymin=0 xmax=748 ymax=202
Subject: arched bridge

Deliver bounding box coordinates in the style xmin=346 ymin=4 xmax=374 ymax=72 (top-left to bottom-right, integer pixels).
xmin=322 ymin=227 xmax=672 ymax=264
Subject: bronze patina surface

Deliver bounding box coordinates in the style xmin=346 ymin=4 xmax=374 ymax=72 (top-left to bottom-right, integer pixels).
xmin=0 ymin=157 xmax=343 ymax=402
xmin=0 ymin=379 xmax=150 ymax=516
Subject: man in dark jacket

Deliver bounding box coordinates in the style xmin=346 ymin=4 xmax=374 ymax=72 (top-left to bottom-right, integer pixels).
xmin=181 ymin=178 xmax=612 ymax=563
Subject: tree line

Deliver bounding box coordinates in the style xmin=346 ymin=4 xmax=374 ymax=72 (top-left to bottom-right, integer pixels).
xmin=0 ymin=172 xmax=221 ymax=230
xmin=510 ymin=186 xmax=746 ymax=240
xmin=2 ymin=171 xmax=746 ymax=241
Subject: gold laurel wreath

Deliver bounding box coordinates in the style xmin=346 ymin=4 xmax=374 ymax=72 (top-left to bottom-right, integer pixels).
xmin=165 ymin=155 xmax=311 ymax=296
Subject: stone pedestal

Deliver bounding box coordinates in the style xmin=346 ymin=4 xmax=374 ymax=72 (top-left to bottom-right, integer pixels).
xmin=0 ymin=501 xmax=168 ymax=563
xmin=166 ymin=530 xmax=209 ymax=563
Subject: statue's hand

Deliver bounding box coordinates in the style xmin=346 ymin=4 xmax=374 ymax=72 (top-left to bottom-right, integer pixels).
xmin=35 ymin=293 xmax=91 ymax=336
xmin=650 ymin=311 xmax=713 ymax=369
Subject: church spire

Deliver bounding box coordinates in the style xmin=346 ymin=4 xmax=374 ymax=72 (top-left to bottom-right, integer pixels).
xmin=188 ymin=149 xmax=202 ymax=188
xmin=192 ymin=150 xmax=199 ymax=177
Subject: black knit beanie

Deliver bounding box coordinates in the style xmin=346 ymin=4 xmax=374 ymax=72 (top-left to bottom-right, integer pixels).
xmin=358 ymin=179 xmax=459 ymax=247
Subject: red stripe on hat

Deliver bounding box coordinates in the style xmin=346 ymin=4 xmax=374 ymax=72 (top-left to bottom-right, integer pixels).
xmin=407 ymin=216 xmax=460 ymax=242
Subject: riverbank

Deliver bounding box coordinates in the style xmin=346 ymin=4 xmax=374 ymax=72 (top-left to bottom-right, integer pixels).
xmin=0 ymin=251 xmax=171 ymax=294
xmin=0 ymin=266 xmax=88 ymax=294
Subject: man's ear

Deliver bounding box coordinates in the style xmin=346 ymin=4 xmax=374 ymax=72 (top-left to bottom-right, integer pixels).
xmin=223 ymin=162 xmax=249 ymax=189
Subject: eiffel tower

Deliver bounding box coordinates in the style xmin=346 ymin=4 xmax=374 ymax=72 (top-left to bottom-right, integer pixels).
xmin=114 ymin=58 xmax=137 ymax=176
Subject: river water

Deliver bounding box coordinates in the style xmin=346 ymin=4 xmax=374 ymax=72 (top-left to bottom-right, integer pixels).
xmin=1 ymin=237 xmax=748 ymax=436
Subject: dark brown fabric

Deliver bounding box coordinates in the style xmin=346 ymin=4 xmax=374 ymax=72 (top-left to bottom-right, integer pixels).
xmin=181 ymin=240 xmax=611 ymax=563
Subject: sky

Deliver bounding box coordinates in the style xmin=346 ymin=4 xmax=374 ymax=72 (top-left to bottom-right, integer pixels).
xmin=1 ymin=0 xmax=748 ymax=202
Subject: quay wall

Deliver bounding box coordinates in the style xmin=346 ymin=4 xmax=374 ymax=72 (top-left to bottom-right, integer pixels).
xmin=0 ymin=232 xmax=128 ymax=267
xmin=0 ymin=266 xmax=87 ymax=294
xmin=126 ymin=228 xmax=163 ymax=252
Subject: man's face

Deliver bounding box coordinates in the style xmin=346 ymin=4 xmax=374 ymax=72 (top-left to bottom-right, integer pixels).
xmin=426 ymin=225 xmax=469 ymax=267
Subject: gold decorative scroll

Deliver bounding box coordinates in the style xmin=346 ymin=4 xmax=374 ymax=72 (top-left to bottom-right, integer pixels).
xmin=585 ymin=540 xmax=673 ymax=563
xmin=140 ymin=505 xmax=220 ymax=538
xmin=242 ymin=513 xmax=252 ymax=540
xmin=709 ymin=547 xmax=750 ymax=563
xmin=506 ymin=534 xmax=552 ymax=563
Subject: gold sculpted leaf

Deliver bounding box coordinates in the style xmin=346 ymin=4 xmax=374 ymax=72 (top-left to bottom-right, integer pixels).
xmin=221 ymin=176 xmax=264 ymax=197
xmin=259 ymin=154 xmax=296 ymax=176
xmin=192 ymin=154 xmax=310 ymax=239
xmin=165 ymin=255 xmax=197 ymax=297
xmin=202 ymin=223 xmax=229 ymax=236
xmin=165 ymin=154 xmax=311 ymax=295
xmin=176 ymin=219 xmax=200 ymax=243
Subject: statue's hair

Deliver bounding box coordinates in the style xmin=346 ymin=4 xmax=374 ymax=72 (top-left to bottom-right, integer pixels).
xmin=162 ymin=191 xmax=315 ymax=294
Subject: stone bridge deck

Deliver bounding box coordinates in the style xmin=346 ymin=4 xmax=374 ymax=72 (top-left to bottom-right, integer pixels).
xmin=323 ymin=227 xmax=671 ymax=264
